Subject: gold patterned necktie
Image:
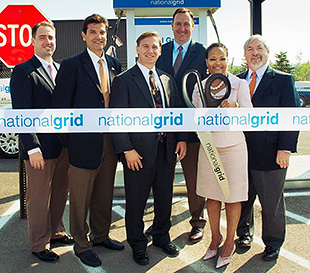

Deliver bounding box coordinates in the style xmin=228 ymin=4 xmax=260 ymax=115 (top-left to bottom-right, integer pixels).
xmin=249 ymin=72 xmax=257 ymax=98
xmin=173 ymin=45 xmax=183 ymax=76
xmin=149 ymin=70 xmax=163 ymax=108
xmin=149 ymin=70 xmax=166 ymax=142
xmin=98 ymin=59 xmax=109 ymax=108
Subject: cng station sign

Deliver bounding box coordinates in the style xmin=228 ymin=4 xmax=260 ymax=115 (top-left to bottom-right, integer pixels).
xmin=0 ymin=4 xmax=50 ymax=68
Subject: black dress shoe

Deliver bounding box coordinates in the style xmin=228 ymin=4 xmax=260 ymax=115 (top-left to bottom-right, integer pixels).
xmin=262 ymin=246 xmax=279 ymax=261
xmin=76 ymin=249 xmax=102 ymax=267
xmin=32 ymin=249 xmax=59 ymax=262
xmin=50 ymin=234 xmax=75 ymax=245
xmin=93 ymin=237 xmax=124 ymax=250
xmin=145 ymin=225 xmax=153 ymax=236
xmin=237 ymin=235 xmax=253 ymax=248
xmin=133 ymin=249 xmax=149 ymax=265
xmin=154 ymin=242 xmax=180 ymax=256
xmin=188 ymin=227 xmax=203 ymax=243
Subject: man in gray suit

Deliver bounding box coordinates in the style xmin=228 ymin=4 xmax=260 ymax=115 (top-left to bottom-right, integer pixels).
xmin=237 ymin=34 xmax=299 ymax=261
xmin=155 ymin=7 xmax=208 ymax=243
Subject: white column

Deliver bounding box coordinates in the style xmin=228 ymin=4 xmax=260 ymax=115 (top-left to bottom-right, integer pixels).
xmin=198 ymin=8 xmax=208 ymax=46
xmin=126 ymin=10 xmax=135 ymax=68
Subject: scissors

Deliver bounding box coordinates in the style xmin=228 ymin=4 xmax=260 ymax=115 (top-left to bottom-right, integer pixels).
xmin=182 ymin=69 xmax=231 ymax=108
xmin=182 ymin=69 xmax=231 ymax=200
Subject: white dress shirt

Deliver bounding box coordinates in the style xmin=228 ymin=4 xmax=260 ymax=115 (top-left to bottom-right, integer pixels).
xmin=137 ymin=62 xmax=166 ymax=108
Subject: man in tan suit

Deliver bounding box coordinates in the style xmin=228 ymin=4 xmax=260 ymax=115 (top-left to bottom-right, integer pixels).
xmin=10 ymin=21 xmax=73 ymax=262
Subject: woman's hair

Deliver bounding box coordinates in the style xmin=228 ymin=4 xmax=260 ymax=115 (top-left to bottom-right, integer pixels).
xmin=206 ymin=42 xmax=228 ymax=59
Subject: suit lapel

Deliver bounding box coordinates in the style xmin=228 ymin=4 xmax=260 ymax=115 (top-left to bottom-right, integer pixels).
xmin=82 ymin=50 xmax=102 ymax=94
xmin=53 ymin=62 xmax=60 ymax=72
xmin=253 ymin=66 xmax=275 ymax=101
xmin=106 ymin=54 xmax=117 ymax=86
xmin=157 ymin=69 xmax=170 ymax=107
xmin=161 ymin=42 xmax=174 ymax=76
xmin=31 ymin=56 xmax=54 ymax=91
xmin=132 ymin=65 xmax=154 ymax=107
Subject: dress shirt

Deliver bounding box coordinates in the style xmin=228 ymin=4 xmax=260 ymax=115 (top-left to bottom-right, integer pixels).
xmin=35 ymin=54 xmax=57 ymax=83
xmin=87 ymin=48 xmax=111 ymax=92
xmin=137 ymin=62 xmax=166 ymax=108
xmin=172 ymin=40 xmax=191 ymax=66
xmin=246 ymin=63 xmax=268 ymax=95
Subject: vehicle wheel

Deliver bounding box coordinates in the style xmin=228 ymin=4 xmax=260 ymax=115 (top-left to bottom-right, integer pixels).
xmin=299 ymin=94 xmax=307 ymax=107
xmin=0 ymin=133 xmax=19 ymax=158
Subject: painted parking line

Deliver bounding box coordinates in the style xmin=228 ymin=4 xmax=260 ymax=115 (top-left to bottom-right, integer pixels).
xmin=112 ymin=200 xmax=218 ymax=273
xmin=179 ymin=199 xmax=310 ymax=271
xmin=0 ymin=199 xmax=19 ymax=229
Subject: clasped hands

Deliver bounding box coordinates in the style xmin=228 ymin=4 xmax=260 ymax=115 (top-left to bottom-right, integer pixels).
xmin=125 ymin=141 xmax=187 ymax=171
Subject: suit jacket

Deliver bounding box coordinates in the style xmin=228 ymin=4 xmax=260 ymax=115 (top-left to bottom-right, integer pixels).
xmin=52 ymin=49 xmax=122 ymax=170
xmin=10 ymin=55 xmax=62 ymax=160
xmin=157 ymin=40 xmax=207 ymax=143
xmin=110 ymin=64 xmax=186 ymax=168
xmin=238 ymin=66 xmax=300 ymax=170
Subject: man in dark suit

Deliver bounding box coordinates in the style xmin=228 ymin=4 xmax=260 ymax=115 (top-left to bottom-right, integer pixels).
xmin=10 ymin=21 xmax=73 ymax=262
xmin=237 ymin=34 xmax=299 ymax=261
xmin=110 ymin=31 xmax=187 ymax=266
xmin=52 ymin=14 xmax=124 ymax=267
xmin=155 ymin=7 xmax=207 ymax=243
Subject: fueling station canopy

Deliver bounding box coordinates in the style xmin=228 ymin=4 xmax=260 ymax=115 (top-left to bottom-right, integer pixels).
xmin=113 ymin=0 xmax=221 ymax=67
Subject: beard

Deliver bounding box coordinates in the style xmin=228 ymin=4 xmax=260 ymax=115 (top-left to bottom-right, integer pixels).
xmin=249 ymin=57 xmax=263 ymax=69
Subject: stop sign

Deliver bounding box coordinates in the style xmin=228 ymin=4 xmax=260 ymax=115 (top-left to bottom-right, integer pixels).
xmin=0 ymin=4 xmax=50 ymax=68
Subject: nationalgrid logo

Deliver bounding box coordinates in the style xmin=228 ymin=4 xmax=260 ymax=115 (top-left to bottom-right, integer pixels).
xmin=99 ymin=112 xmax=183 ymax=129
xmin=150 ymin=0 xmax=184 ymax=6
xmin=0 ymin=113 xmax=83 ymax=130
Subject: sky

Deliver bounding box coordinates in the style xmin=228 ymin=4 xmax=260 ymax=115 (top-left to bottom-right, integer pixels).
xmin=1 ymin=0 xmax=309 ymax=66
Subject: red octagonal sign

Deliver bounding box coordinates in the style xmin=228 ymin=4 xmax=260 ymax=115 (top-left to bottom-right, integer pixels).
xmin=0 ymin=4 xmax=50 ymax=68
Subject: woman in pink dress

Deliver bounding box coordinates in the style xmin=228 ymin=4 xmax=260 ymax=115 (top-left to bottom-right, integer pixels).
xmin=192 ymin=42 xmax=252 ymax=268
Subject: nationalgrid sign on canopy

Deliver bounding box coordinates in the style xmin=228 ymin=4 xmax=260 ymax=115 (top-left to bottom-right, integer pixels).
xmin=0 ymin=108 xmax=308 ymax=133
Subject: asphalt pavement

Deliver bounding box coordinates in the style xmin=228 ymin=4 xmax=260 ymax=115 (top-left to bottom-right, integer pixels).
xmin=0 ymin=140 xmax=310 ymax=272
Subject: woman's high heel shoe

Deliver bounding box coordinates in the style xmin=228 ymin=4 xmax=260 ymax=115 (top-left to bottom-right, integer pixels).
xmin=203 ymin=235 xmax=223 ymax=260
xmin=215 ymin=244 xmax=236 ymax=269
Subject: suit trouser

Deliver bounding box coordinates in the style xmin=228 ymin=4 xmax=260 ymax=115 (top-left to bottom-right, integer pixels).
xmin=122 ymin=141 xmax=175 ymax=251
xmin=181 ymin=142 xmax=206 ymax=228
xmin=237 ymin=168 xmax=287 ymax=249
xmin=69 ymin=134 xmax=117 ymax=254
xmin=25 ymin=148 xmax=69 ymax=252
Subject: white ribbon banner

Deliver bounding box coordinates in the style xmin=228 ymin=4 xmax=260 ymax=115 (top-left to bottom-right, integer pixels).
xmin=0 ymin=107 xmax=308 ymax=133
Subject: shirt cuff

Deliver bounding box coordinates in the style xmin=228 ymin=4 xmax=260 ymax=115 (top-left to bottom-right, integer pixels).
xmin=27 ymin=147 xmax=41 ymax=155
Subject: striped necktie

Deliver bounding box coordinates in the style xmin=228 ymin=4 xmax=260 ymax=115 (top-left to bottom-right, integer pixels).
xmin=249 ymin=72 xmax=257 ymax=98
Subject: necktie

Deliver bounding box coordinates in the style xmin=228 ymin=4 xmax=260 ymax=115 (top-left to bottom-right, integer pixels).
xmin=48 ymin=64 xmax=56 ymax=85
xmin=98 ymin=59 xmax=109 ymax=108
xmin=173 ymin=45 xmax=183 ymax=76
xmin=149 ymin=70 xmax=163 ymax=108
xmin=149 ymin=70 xmax=166 ymax=142
xmin=249 ymin=72 xmax=257 ymax=98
